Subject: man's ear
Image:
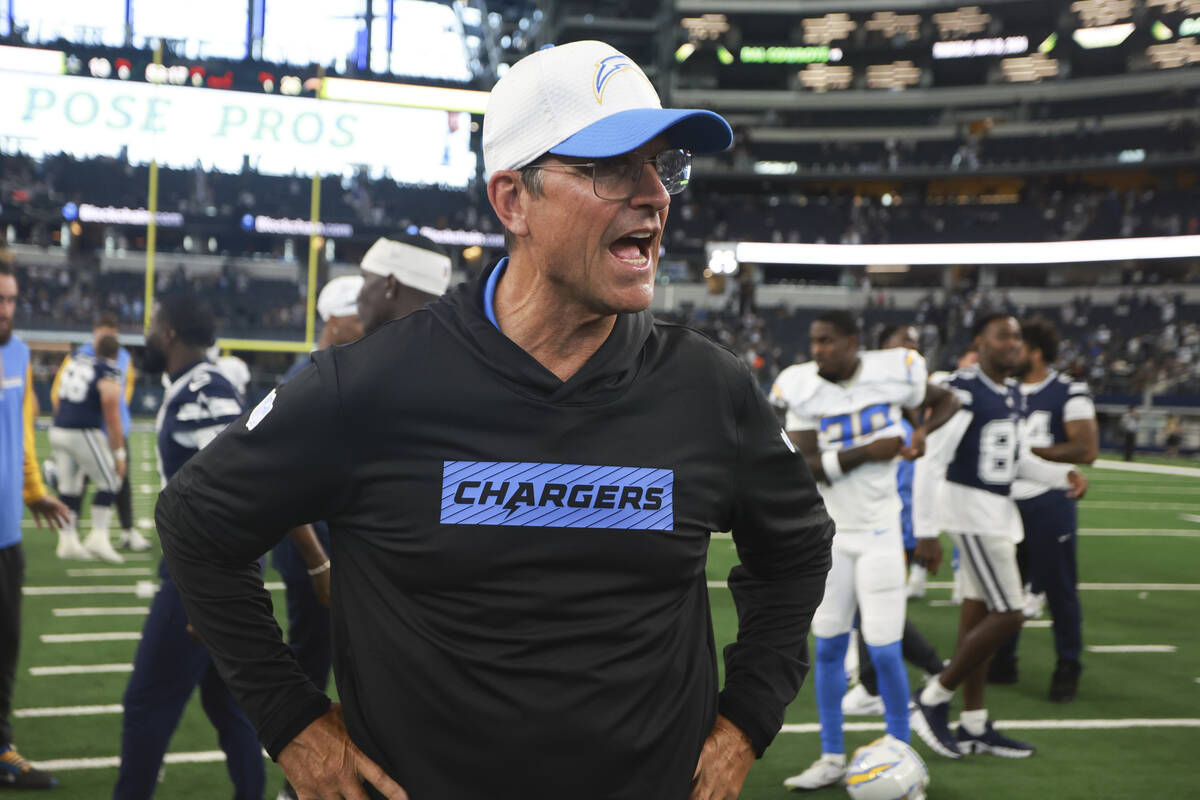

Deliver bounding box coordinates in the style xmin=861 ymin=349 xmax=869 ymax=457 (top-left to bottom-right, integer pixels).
xmin=488 ymin=171 xmax=531 ymax=239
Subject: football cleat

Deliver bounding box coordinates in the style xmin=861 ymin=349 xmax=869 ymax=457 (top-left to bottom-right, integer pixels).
xmin=843 ymin=683 xmax=885 ymax=716
xmin=906 ymin=564 xmax=928 ymax=599
xmin=41 ymin=460 xmax=57 ymax=494
xmin=956 ymin=721 xmax=1035 ymax=758
xmin=908 ymin=690 xmax=962 ymax=759
xmin=1021 ymin=584 xmax=1046 ymax=619
xmin=845 ymin=735 xmax=929 ymax=800
xmin=56 ymin=530 xmax=92 ymax=561
xmin=783 ymin=754 xmax=846 ymax=791
xmin=1049 ymin=660 xmax=1082 ymax=703
xmin=117 ymin=529 xmax=154 ymax=552
xmin=83 ymin=531 xmax=125 ymax=564
xmin=0 ymin=744 xmax=57 ymax=789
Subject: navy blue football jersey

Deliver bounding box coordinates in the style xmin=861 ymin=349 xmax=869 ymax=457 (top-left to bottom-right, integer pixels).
xmin=157 ymin=360 xmax=245 ymax=483
xmin=53 ymin=352 xmax=121 ymax=430
xmin=944 ymin=365 xmax=1023 ymax=496
xmin=1019 ymin=371 xmax=1094 ymax=450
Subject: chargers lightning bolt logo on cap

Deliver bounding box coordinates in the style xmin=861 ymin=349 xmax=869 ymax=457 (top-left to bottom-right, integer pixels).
xmin=593 ymin=55 xmax=634 ymax=103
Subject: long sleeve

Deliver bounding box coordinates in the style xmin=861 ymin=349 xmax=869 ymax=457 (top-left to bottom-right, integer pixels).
xmin=22 ymin=362 xmax=47 ymax=505
xmin=718 ymin=368 xmax=834 ymax=757
xmin=912 ymin=408 xmax=971 ymax=539
xmin=1015 ymin=447 xmax=1072 ymax=487
xmin=156 ymin=354 xmax=350 ymax=758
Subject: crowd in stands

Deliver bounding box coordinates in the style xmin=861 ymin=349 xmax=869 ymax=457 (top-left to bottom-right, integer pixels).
xmin=669 ymin=185 xmax=1200 ymax=254
xmin=658 ymin=287 xmax=1200 ymax=402
xmin=9 ymin=260 xmax=305 ymax=339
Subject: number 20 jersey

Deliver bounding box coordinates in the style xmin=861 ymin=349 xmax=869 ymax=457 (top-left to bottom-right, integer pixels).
xmin=772 ymin=348 xmax=927 ymax=533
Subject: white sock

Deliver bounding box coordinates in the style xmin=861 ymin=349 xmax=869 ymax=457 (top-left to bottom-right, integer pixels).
xmin=921 ymin=679 xmax=955 ymax=707
xmin=88 ymin=505 xmax=113 ymax=538
xmin=821 ymin=753 xmax=846 ymax=767
xmin=57 ymin=526 xmax=80 ymax=545
xmin=960 ymin=709 xmax=988 ymax=736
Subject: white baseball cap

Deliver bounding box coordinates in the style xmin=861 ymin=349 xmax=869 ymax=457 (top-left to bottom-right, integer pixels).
xmin=483 ymin=40 xmax=733 ymax=175
xmin=361 ymin=237 xmax=452 ymax=297
xmin=316 ymin=275 xmax=363 ymax=322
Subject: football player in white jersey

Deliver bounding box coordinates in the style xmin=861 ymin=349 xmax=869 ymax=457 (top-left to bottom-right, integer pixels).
xmin=776 ymin=311 xmax=960 ymax=791
xmin=910 ymin=313 xmax=1087 ymax=761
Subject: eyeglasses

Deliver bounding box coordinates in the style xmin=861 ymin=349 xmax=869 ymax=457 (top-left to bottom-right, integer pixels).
xmin=523 ymin=148 xmax=692 ymax=201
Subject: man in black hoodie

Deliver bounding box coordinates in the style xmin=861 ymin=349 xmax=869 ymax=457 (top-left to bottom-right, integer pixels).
xmin=156 ymin=40 xmax=834 ymax=800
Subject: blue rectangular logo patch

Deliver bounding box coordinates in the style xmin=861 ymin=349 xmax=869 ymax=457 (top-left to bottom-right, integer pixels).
xmin=441 ymin=461 xmax=674 ymax=530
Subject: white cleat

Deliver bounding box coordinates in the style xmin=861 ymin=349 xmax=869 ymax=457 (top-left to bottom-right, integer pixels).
xmin=56 ymin=531 xmax=92 ymax=561
xmin=83 ymin=533 xmax=125 ymax=564
xmin=1022 ymin=585 xmax=1046 ymax=619
xmin=117 ymin=529 xmax=154 ymax=552
xmin=906 ymin=564 xmax=928 ymax=598
xmin=783 ymin=755 xmax=847 ymax=791
xmin=842 ymin=683 xmax=885 ymax=716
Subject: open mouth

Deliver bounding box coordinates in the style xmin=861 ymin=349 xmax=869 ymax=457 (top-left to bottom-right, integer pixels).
xmin=608 ymin=231 xmax=654 ymax=266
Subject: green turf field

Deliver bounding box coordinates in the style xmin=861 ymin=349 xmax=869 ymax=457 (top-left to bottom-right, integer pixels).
xmin=11 ymin=429 xmax=1199 ymax=798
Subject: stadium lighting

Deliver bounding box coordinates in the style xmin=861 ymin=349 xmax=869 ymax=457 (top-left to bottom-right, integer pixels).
xmin=801 ymin=13 xmax=857 ymax=45
xmin=933 ymin=36 xmax=1029 ymax=59
xmin=734 ymin=236 xmax=1200 ymax=266
xmin=1147 ymin=37 xmax=1200 ymax=68
xmin=1069 ymin=0 xmax=1134 ymax=27
xmin=932 ymin=6 xmax=991 ymax=39
xmin=318 ymin=78 xmax=489 ymax=113
xmin=1072 ymin=23 xmax=1136 ymax=49
xmin=740 ymin=46 xmax=836 ymax=64
xmin=798 ymin=63 xmax=853 ymax=92
xmin=1001 ymin=53 xmax=1060 ymax=82
xmin=0 ymin=44 xmax=65 ymax=75
xmin=866 ymin=61 xmax=921 ymax=90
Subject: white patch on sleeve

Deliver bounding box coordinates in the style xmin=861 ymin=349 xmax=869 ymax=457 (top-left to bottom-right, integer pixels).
xmin=246 ymin=389 xmax=276 ymax=431
xmin=780 ymin=428 xmax=797 ymax=453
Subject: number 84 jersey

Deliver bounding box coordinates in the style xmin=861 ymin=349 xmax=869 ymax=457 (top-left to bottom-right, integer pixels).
xmin=772 ymin=348 xmax=927 ymax=533
xmin=915 ymin=364 xmax=1072 ymax=541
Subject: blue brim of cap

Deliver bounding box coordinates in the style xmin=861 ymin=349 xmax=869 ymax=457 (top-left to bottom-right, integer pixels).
xmin=548 ymin=108 xmax=733 ymax=159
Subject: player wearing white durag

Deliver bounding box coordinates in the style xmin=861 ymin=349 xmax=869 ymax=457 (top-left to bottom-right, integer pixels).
xmin=355 ymin=236 xmax=451 ymax=334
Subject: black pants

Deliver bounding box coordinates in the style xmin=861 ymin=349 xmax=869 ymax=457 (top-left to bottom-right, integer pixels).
xmin=116 ymin=435 xmax=133 ymax=530
xmin=995 ymin=491 xmax=1082 ymax=668
xmin=857 ymin=618 xmax=943 ymax=695
xmin=0 ymin=542 xmax=25 ymax=747
xmin=1123 ymin=432 xmax=1136 ymax=461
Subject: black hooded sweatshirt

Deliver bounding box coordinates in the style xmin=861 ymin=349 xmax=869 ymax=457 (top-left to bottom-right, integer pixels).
xmin=156 ymin=263 xmax=834 ymax=800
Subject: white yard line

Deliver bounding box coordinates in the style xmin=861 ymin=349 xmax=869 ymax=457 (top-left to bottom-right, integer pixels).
xmin=65 ymin=568 xmax=154 ymax=578
xmin=1081 ymin=502 xmax=1200 ymax=510
xmin=1087 ymin=645 xmax=1177 ymax=653
xmin=14 ymin=704 xmax=123 ymax=718
xmin=1080 ymin=529 xmax=1200 ymax=537
xmin=714 ymin=529 xmax=1200 ymax=541
xmin=32 ymin=750 xmax=229 ymax=772
xmin=1091 ymin=459 xmax=1200 ymax=477
xmin=28 ymin=663 xmax=132 ymax=676
xmin=24 ymin=582 xmax=285 ymax=596
xmin=53 ymin=607 xmax=149 ymax=617
xmin=1024 ymin=620 xmax=1053 ymax=628
xmin=780 ymin=718 xmax=1200 ymax=734
xmin=40 ymin=632 xmax=142 ymax=644
xmin=706 ymin=581 xmax=1200 ymax=590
